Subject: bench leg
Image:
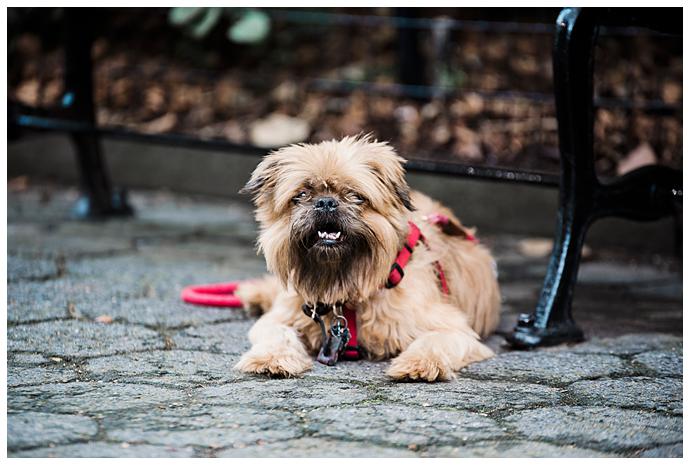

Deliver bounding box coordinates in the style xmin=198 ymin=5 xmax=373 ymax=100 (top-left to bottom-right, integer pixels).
xmin=506 ymin=8 xmax=594 ymax=348
xmin=506 ymin=194 xmax=588 ymax=348
xmin=63 ymin=8 xmax=132 ymax=219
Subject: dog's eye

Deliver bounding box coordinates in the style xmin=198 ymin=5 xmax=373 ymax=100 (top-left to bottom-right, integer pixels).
xmin=293 ymin=190 xmax=309 ymax=204
xmin=349 ymin=193 xmax=365 ymax=205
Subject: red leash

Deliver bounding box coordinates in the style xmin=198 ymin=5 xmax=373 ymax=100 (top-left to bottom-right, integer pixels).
xmin=180 ymin=281 xmax=245 ymax=307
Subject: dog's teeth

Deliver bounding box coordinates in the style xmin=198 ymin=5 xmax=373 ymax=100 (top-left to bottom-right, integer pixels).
xmin=318 ymin=231 xmax=342 ymax=241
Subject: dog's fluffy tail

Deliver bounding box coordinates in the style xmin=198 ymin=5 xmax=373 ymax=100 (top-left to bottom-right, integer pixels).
xmin=235 ymin=275 xmax=282 ymax=317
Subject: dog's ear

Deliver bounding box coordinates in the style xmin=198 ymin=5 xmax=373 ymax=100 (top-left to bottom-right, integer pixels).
xmin=359 ymin=137 xmax=416 ymax=212
xmin=376 ymin=159 xmax=416 ymax=212
xmin=394 ymin=183 xmax=415 ymax=211
xmin=239 ymin=175 xmax=264 ymax=196
xmin=240 ymin=156 xmax=279 ymax=199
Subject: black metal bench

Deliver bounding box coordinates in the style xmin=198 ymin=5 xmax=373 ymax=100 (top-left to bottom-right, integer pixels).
xmin=506 ymin=8 xmax=682 ymax=348
xmin=9 ymin=7 xmax=682 ymax=349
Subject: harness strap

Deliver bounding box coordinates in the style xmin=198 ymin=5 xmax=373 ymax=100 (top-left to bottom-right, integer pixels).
xmin=385 ymin=221 xmax=422 ymax=288
xmin=425 ymin=213 xmax=478 ymax=243
xmin=386 ymin=219 xmax=462 ymax=295
xmin=341 ymin=304 xmax=360 ymax=360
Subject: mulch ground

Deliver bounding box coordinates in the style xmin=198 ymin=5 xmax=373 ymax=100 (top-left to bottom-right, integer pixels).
xmin=9 ymin=8 xmax=682 ymax=177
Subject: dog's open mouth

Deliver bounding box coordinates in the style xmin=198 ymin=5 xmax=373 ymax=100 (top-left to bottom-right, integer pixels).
xmin=310 ymin=222 xmax=345 ymax=247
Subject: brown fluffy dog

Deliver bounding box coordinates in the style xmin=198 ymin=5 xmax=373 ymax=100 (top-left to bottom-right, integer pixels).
xmin=235 ymin=135 xmax=500 ymax=382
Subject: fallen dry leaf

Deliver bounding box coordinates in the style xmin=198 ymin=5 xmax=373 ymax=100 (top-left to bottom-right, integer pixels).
xmin=8 ymin=176 xmax=29 ymax=192
xmin=250 ymin=113 xmax=310 ymax=148
xmin=95 ymin=315 xmax=113 ymax=324
xmin=141 ymin=113 xmax=177 ymax=133
xmin=15 ymin=79 xmax=40 ymax=106
xmin=617 ymin=143 xmax=656 ymax=176
xmin=518 ymin=238 xmax=553 ymax=258
xmin=518 ymin=238 xmax=592 ymax=259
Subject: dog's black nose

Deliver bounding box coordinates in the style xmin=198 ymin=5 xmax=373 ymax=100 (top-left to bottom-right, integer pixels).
xmin=314 ymin=196 xmax=339 ymax=212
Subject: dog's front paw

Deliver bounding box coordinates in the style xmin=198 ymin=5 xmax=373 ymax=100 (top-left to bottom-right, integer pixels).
xmin=386 ymin=353 xmax=455 ymax=382
xmin=234 ymin=345 xmax=313 ymax=378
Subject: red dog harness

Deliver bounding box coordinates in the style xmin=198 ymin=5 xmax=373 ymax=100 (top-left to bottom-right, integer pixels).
xmin=181 ymin=213 xmax=477 ymax=364
xmin=336 ymin=214 xmax=477 ymax=361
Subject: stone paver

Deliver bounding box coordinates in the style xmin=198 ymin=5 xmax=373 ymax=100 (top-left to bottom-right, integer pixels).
xmin=505 ymin=406 xmax=682 ymax=451
xmin=73 ymin=297 xmax=241 ymax=329
xmin=633 ymin=350 xmax=683 ymax=377
xmin=569 ymin=332 xmax=683 ymax=356
xmin=10 ymin=352 xmax=51 ymax=366
xmin=171 ymin=321 xmax=254 ymax=354
xmin=84 ymin=350 xmax=245 ymax=386
xmin=197 ymin=378 xmax=374 ymax=409
xmin=8 ymin=412 xmax=98 ymax=449
xmin=463 ymin=350 xmax=630 ymax=385
xmin=13 ymin=442 xmax=196 ymax=458
xmin=566 ymin=377 xmax=682 ymax=415
xmin=8 ymin=365 xmax=79 ymax=388
xmin=426 ymin=441 xmax=621 ymax=458
xmin=377 ymin=378 xmax=562 ymax=412
xmin=306 ymin=404 xmax=507 ymax=447
xmin=217 ymin=438 xmax=418 ymax=458
xmin=8 ymin=222 xmax=135 ymax=258
xmin=102 ymin=405 xmax=301 ymax=449
xmin=639 ymin=443 xmax=683 ymax=458
xmin=7 ymin=184 xmax=682 ymax=457
xmin=8 ymin=278 xmax=145 ymax=323
xmin=8 ymin=320 xmax=165 ymax=357
xmin=9 ymin=382 xmax=188 ymax=414
xmin=8 ymin=254 xmax=60 ymax=282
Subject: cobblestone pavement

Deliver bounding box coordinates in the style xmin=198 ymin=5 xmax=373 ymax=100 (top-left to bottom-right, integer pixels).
xmin=7 ymin=184 xmax=683 ymax=458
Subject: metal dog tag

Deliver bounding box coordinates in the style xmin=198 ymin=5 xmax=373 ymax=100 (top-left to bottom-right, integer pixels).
xmin=316 ymin=323 xmax=351 ymax=366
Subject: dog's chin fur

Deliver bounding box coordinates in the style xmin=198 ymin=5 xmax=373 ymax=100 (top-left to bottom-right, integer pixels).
xmin=236 ymin=134 xmax=502 ymax=382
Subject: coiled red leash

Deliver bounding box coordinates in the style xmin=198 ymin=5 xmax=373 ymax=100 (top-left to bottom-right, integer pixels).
xmin=180 ymin=281 xmax=245 ymax=308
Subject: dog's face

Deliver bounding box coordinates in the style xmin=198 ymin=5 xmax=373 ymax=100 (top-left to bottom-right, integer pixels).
xmin=242 ymin=135 xmax=414 ymax=304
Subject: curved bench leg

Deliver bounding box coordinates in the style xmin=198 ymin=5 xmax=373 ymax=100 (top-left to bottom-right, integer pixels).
xmin=506 ymin=8 xmax=682 ymax=349
xmin=507 ymin=8 xmax=595 ymax=348
xmin=506 ymin=202 xmax=587 ymax=348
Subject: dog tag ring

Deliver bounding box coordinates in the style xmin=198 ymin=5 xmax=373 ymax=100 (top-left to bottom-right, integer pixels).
xmin=316 ymin=321 xmax=351 ymax=366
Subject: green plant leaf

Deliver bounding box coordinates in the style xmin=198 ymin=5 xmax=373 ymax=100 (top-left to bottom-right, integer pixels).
xmin=190 ymin=7 xmax=222 ymax=39
xmin=168 ymin=7 xmax=205 ymax=26
xmin=228 ymin=9 xmax=270 ymax=44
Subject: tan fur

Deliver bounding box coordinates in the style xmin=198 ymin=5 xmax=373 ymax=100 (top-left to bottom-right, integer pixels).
xmin=234 ymin=274 xmax=282 ymax=317
xmin=235 ymin=135 xmax=501 ymax=382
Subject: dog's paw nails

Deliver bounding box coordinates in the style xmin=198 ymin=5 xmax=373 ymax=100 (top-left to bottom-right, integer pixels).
xmin=386 ymin=355 xmax=455 ymax=382
xmin=234 ymin=347 xmax=312 ymax=378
